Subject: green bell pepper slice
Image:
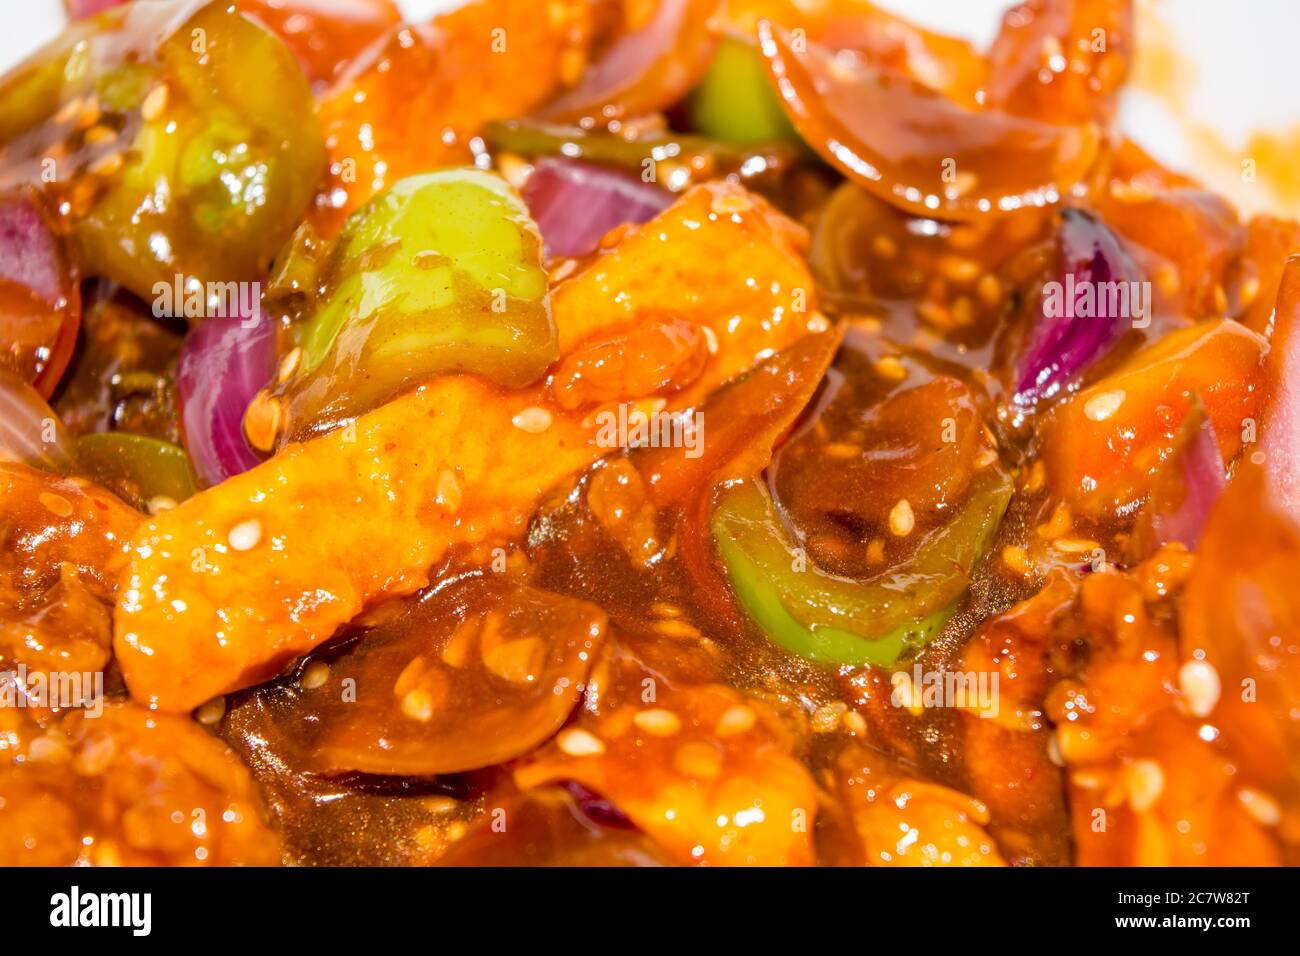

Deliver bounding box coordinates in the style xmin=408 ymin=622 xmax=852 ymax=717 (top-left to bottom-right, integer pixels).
xmin=688 ymin=37 xmax=797 ymax=146
xmin=713 ymin=465 xmax=1013 ymax=667
xmin=75 ymin=432 xmax=199 ymax=509
xmin=281 ymin=168 xmax=556 ymax=433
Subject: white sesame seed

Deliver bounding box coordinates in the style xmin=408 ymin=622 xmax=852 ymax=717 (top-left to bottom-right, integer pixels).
xmin=1237 ymin=787 xmax=1281 ymax=827
xmin=300 ymin=661 xmax=330 ymax=690
xmin=195 ymin=696 xmax=226 ymax=725
xmin=1179 ymin=659 xmax=1221 ymax=718
xmin=512 ymin=406 xmax=553 ymax=433
xmin=1127 ymin=759 xmax=1165 ymax=813
xmin=147 ymin=495 xmax=178 ymax=515
xmin=141 ymin=83 xmax=169 ymax=122
xmin=1084 ymin=389 xmax=1125 ymax=422
xmin=701 ymin=325 xmax=719 ymax=354
xmin=227 ymin=518 xmax=262 ymax=551
xmin=557 ymin=728 xmax=605 ymax=756
xmin=633 ymin=709 xmax=682 ymax=736
xmin=889 ymin=499 xmax=915 ymax=536
xmin=716 ymin=705 xmax=757 ymax=737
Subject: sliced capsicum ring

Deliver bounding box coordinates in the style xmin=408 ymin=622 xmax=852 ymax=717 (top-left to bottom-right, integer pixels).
xmin=712 ymin=464 xmax=1013 ymax=667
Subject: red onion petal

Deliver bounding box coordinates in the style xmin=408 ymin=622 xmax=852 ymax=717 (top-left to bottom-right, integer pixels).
xmin=1015 ymin=207 xmax=1142 ymax=405
xmin=1147 ymin=404 xmax=1226 ymax=549
xmin=0 ymin=190 xmax=80 ymax=397
xmin=1261 ymin=256 xmax=1300 ymax=522
xmin=176 ymin=307 xmax=276 ymax=486
xmin=522 ymin=157 xmax=673 ymax=259
xmin=0 ymin=368 xmax=75 ymax=473
xmin=65 ymin=0 xmax=128 ymax=20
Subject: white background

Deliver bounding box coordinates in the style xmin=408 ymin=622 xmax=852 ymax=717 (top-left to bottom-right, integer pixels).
xmin=2 ymin=0 xmax=1297 ymax=215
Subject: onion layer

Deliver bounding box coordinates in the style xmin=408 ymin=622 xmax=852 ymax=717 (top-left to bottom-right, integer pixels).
xmin=523 ymin=158 xmax=673 ymax=259
xmin=176 ymin=309 xmax=276 ymax=486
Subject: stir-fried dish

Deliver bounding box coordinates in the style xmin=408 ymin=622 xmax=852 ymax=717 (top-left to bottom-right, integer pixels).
xmin=1 ymin=0 xmax=1297 ymax=868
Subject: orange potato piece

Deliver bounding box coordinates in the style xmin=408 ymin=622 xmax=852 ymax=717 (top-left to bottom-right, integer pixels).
xmin=515 ymin=683 xmax=818 ymax=865
xmin=834 ymin=744 xmax=1005 ymax=867
xmin=1043 ymin=318 xmax=1266 ymax=518
xmin=1048 ymin=563 xmax=1281 ymax=865
xmin=986 ymin=0 xmax=1133 ymax=125
xmin=312 ymin=0 xmax=597 ymax=235
xmin=114 ymin=182 xmax=818 ymax=711
xmin=0 ymin=701 xmax=279 ymax=866
xmin=1 ymin=465 xmax=140 ymax=698
xmin=551 ymin=182 xmax=816 ymax=408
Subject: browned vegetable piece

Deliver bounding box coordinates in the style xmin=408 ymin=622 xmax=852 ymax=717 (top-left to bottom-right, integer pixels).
xmin=986 ymin=0 xmax=1133 ymax=125
xmin=955 ymin=572 xmax=1075 ymax=866
xmin=1180 ymin=465 xmax=1300 ymax=819
xmin=274 ymin=576 xmax=607 ymax=776
xmin=755 ymin=21 xmax=1099 ymax=221
xmin=833 ymin=743 xmax=1005 ymax=866
xmin=0 ymin=701 xmax=280 ymax=866
xmin=1047 ymin=550 xmax=1284 ymax=865
xmin=312 ymin=0 xmax=599 ymax=235
xmin=540 ymin=0 xmax=722 ymax=124
xmin=438 ymin=787 xmax=677 ymax=866
xmin=515 ymin=682 xmax=818 ymax=865
xmin=771 ymin=375 xmax=986 ymax=577
xmin=1 ymin=464 xmax=141 ymax=714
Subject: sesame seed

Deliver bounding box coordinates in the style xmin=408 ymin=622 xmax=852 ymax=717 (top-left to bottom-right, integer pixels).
xmin=400 ymin=688 xmax=435 ymax=722
xmin=228 ymin=518 xmax=262 ymax=551
xmin=39 ymin=492 xmax=73 ymax=518
xmin=715 ymin=705 xmax=757 ymax=737
xmin=195 ymin=696 xmax=226 ymax=725
xmin=1127 ymin=759 xmax=1165 ymax=813
xmin=1084 ymin=389 xmax=1125 ymax=422
xmin=842 ymin=710 xmax=867 ymax=735
xmin=1002 ymin=545 xmax=1032 ymax=576
xmin=141 ymin=83 xmax=169 ymax=122
xmin=875 ymin=355 xmax=907 ymax=381
xmin=558 ymin=728 xmax=605 ymax=756
xmin=147 ymin=495 xmax=178 ymax=515
xmin=435 ymin=469 xmax=462 ymax=513
xmin=277 ymin=347 xmax=301 ymax=383
xmin=1237 ymin=787 xmax=1281 ymax=827
xmin=634 ymin=708 xmax=682 ymax=736
xmin=889 ymin=499 xmax=915 ymax=536
xmin=243 ymin=389 xmax=281 ymax=452
xmin=1053 ymin=537 xmax=1099 ymax=554
xmin=87 ymin=151 xmax=123 ymax=177
xmin=701 ymin=325 xmax=719 ymax=354
xmin=1178 ymin=659 xmax=1221 ymax=718
xmin=512 ymin=406 xmax=553 ymax=433
xmin=652 ymin=617 xmax=701 ymax=639
xmin=300 ymin=660 xmax=330 ymax=690
xmin=710 ymin=190 xmax=752 ymax=215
